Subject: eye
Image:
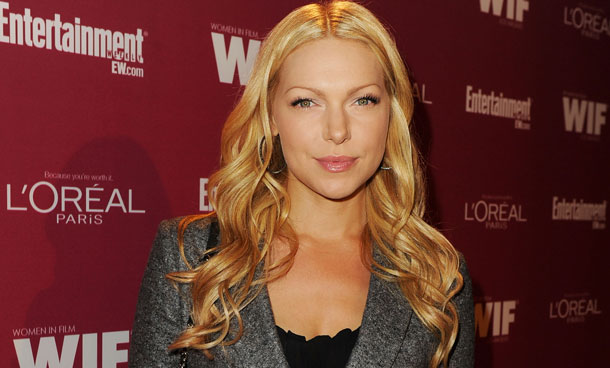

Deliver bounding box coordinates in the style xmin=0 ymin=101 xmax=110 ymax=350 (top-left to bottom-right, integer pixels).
xmin=355 ymin=95 xmax=380 ymax=106
xmin=291 ymin=98 xmax=314 ymax=109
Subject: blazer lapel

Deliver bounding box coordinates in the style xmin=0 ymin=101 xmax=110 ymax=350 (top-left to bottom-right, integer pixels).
xmin=214 ymin=247 xmax=414 ymax=368
xmin=215 ymin=263 xmax=290 ymax=367
xmin=345 ymin=248 xmax=414 ymax=368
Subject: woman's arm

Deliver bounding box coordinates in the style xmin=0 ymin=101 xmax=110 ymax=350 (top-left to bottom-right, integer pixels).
xmin=129 ymin=218 xmax=195 ymax=368
xmin=448 ymin=253 xmax=475 ymax=367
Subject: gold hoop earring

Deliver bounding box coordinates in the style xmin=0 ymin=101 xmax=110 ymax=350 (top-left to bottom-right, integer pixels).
xmin=259 ymin=136 xmax=286 ymax=174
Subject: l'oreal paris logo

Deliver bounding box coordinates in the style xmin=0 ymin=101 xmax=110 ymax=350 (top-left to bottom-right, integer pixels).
xmin=563 ymin=4 xmax=610 ymax=40
xmin=412 ymin=82 xmax=432 ymax=105
xmin=464 ymin=195 xmax=527 ymax=230
xmin=5 ymin=181 xmax=146 ymax=225
xmin=549 ymin=293 xmax=602 ymax=323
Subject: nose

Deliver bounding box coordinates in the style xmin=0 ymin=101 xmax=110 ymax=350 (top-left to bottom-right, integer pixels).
xmin=323 ymin=104 xmax=350 ymax=144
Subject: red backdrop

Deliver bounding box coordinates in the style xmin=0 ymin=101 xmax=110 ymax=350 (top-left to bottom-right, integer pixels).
xmin=1 ymin=0 xmax=608 ymax=366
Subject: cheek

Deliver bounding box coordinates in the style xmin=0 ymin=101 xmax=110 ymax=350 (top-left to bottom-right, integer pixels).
xmin=275 ymin=122 xmax=313 ymax=164
xmin=274 ymin=109 xmax=319 ymax=157
xmin=360 ymin=112 xmax=390 ymax=155
xmin=369 ymin=129 xmax=388 ymax=164
xmin=378 ymin=108 xmax=391 ymax=148
xmin=374 ymin=116 xmax=389 ymax=144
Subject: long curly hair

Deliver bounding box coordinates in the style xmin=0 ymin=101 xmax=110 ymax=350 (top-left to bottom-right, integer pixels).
xmin=167 ymin=1 xmax=463 ymax=367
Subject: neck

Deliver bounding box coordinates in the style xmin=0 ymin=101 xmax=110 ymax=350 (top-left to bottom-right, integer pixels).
xmin=285 ymin=180 xmax=367 ymax=249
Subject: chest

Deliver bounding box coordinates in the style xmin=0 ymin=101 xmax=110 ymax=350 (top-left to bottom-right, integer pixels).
xmin=186 ymin=250 xmax=423 ymax=368
xmin=266 ymin=244 xmax=370 ymax=340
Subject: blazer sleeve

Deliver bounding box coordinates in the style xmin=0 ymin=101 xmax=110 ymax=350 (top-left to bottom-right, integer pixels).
xmin=448 ymin=253 xmax=475 ymax=367
xmin=128 ymin=218 xmax=208 ymax=368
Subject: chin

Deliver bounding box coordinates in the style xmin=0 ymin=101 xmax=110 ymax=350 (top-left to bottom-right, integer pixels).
xmin=315 ymin=182 xmax=365 ymax=201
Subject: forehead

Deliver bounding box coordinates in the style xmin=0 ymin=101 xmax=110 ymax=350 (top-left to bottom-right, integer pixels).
xmin=276 ymin=37 xmax=384 ymax=93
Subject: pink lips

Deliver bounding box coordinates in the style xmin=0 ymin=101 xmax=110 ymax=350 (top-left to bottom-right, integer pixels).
xmin=315 ymin=156 xmax=357 ymax=173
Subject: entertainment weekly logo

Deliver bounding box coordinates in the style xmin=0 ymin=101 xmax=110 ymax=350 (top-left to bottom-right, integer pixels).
xmin=479 ymin=0 xmax=529 ymax=29
xmin=562 ymin=91 xmax=607 ymax=141
xmin=551 ymin=196 xmax=606 ymax=230
xmin=5 ymin=171 xmax=146 ymax=225
xmin=464 ymin=194 xmax=527 ymax=230
xmin=563 ymin=4 xmax=610 ymax=40
xmin=475 ymin=298 xmax=518 ymax=343
xmin=210 ymin=22 xmax=262 ymax=85
xmin=549 ymin=292 xmax=602 ymax=324
xmin=12 ymin=325 xmax=129 ymax=367
xmin=0 ymin=1 xmax=145 ymax=78
xmin=199 ymin=177 xmax=213 ymax=212
xmin=465 ymin=85 xmax=532 ymax=130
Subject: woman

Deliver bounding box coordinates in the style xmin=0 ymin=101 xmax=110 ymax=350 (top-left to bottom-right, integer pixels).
xmin=129 ymin=1 xmax=474 ymax=367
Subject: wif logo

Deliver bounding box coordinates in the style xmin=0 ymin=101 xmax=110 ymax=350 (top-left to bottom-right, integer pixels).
xmin=475 ymin=299 xmax=517 ymax=342
xmin=479 ymin=0 xmax=529 ymax=28
xmin=562 ymin=94 xmax=606 ymax=138
xmin=210 ymin=22 xmax=261 ymax=85
xmin=13 ymin=328 xmax=129 ymax=368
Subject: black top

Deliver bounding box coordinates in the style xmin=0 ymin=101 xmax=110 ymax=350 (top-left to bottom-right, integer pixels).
xmin=275 ymin=325 xmax=360 ymax=368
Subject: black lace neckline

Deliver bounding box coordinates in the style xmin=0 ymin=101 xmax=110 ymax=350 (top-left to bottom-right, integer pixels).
xmin=275 ymin=325 xmax=360 ymax=342
xmin=275 ymin=325 xmax=360 ymax=367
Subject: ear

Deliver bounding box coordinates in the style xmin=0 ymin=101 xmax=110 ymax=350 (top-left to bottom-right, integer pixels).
xmin=270 ymin=116 xmax=279 ymax=136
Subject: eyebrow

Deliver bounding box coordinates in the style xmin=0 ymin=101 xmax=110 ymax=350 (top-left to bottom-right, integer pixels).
xmin=284 ymin=83 xmax=382 ymax=97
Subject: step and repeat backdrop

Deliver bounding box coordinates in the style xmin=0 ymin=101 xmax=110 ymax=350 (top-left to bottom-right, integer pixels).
xmin=1 ymin=0 xmax=608 ymax=367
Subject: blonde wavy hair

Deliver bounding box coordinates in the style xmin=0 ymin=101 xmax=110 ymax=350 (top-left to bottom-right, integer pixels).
xmin=167 ymin=1 xmax=463 ymax=367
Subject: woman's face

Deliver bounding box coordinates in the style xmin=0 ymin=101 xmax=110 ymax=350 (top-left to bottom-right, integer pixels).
xmin=271 ymin=37 xmax=390 ymax=201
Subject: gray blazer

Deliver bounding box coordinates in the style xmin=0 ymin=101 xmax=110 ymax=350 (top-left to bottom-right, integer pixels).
xmin=129 ymin=217 xmax=474 ymax=367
